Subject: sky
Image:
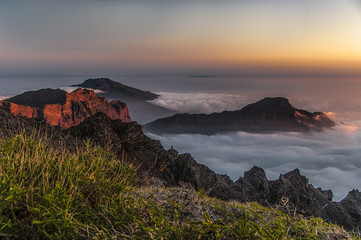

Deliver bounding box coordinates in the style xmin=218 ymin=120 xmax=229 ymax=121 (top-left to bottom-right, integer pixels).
xmin=1 ymin=0 xmax=361 ymax=76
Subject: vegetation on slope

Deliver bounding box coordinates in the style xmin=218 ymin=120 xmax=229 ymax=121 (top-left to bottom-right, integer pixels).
xmin=0 ymin=133 xmax=356 ymax=239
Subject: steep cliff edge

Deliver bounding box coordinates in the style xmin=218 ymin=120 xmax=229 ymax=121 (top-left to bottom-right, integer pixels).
xmin=1 ymin=88 xmax=131 ymax=129
xmin=144 ymin=97 xmax=335 ymax=134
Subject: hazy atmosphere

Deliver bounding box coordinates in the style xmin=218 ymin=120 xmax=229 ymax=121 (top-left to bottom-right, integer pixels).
xmin=1 ymin=0 xmax=361 ymax=76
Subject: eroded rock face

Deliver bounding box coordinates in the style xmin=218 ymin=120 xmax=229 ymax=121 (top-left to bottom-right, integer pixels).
xmin=1 ymin=88 xmax=131 ymax=129
xmin=235 ymin=166 xmax=270 ymax=202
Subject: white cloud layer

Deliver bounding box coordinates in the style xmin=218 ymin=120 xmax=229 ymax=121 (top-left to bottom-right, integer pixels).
xmin=0 ymin=96 xmax=12 ymax=101
xmin=148 ymin=123 xmax=361 ymax=201
xmin=148 ymin=92 xmax=250 ymax=114
xmin=60 ymin=87 xmax=104 ymax=94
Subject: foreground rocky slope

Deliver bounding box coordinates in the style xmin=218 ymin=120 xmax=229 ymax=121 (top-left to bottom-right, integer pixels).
xmin=145 ymin=97 xmax=335 ymax=134
xmin=0 ymin=106 xmax=359 ymax=232
xmin=64 ymin=112 xmax=358 ymax=232
xmin=2 ymin=88 xmax=131 ymax=129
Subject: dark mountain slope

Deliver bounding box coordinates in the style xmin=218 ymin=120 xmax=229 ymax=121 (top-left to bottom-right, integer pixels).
xmin=73 ymin=77 xmax=158 ymax=101
xmin=6 ymin=88 xmax=67 ymax=108
xmin=144 ymin=97 xmax=335 ymax=134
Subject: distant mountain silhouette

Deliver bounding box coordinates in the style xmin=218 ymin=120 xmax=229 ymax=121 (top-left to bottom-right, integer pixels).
xmin=2 ymin=88 xmax=131 ymax=129
xmin=6 ymin=88 xmax=67 ymax=108
xmin=144 ymin=97 xmax=335 ymax=134
xmin=72 ymin=77 xmax=158 ymax=101
xmin=72 ymin=78 xmax=176 ymax=124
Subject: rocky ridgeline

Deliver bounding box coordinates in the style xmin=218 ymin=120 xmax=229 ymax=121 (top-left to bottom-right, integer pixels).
xmin=1 ymin=88 xmax=131 ymax=129
xmin=144 ymin=97 xmax=336 ymax=134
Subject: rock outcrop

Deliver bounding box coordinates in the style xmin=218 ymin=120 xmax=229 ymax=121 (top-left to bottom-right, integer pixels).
xmin=144 ymin=97 xmax=336 ymax=134
xmin=1 ymin=88 xmax=131 ymax=129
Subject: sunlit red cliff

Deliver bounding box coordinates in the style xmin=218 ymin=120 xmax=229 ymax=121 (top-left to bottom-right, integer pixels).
xmin=0 ymin=88 xmax=131 ymax=129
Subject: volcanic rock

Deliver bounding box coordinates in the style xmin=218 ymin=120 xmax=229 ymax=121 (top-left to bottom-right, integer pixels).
xmin=2 ymin=88 xmax=131 ymax=129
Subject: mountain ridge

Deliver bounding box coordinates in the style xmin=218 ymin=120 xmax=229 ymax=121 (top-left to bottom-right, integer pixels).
xmin=72 ymin=77 xmax=159 ymax=101
xmin=144 ymin=97 xmax=335 ymax=134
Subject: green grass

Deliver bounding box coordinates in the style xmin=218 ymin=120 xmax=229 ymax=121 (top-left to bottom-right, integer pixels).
xmin=0 ymin=133 xmax=357 ymax=239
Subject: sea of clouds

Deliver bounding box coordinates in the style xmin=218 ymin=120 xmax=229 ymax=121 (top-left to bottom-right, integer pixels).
xmin=148 ymin=92 xmax=251 ymax=114
xmin=147 ymin=92 xmax=361 ymax=201
xmin=148 ymin=124 xmax=361 ymax=201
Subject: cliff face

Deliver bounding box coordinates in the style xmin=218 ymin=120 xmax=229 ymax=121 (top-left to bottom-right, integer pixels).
xmin=1 ymin=88 xmax=131 ymax=129
xmin=144 ymin=97 xmax=335 ymax=134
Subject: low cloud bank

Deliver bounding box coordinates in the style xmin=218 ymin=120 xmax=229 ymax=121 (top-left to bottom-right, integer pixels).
xmin=61 ymin=87 xmax=104 ymax=94
xmin=149 ymin=92 xmax=250 ymax=114
xmin=149 ymin=91 xmax=361 ymax=123
xmin=148 ymin=123 xmax=361 ymax=201
xmin=0 ymin=96 xmax=13 ymax=101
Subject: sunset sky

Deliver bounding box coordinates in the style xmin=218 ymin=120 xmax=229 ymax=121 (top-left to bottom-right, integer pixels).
xmin=1 ymin=0 xmax=361 ymax=76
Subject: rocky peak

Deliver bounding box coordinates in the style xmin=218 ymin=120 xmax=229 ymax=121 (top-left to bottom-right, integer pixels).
xmin=1 ymin=88 xmax=131 ymax=129
xmin=74 ymin=78 xmax=119 ymax=91
xmin=235 ymin=166 xmax=270 ymax=202
xmin=281 ymin=168 xmax=309 ymax=185
xmin=340 ymin=190 xmax=361 ymax=225
xmin=240 ymin=98 xmax=319 ymax=123
xmin=71 ymin=87 xmax=97 ymax=98
xmin=243 ymin=97 xmax=293 ymax=113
